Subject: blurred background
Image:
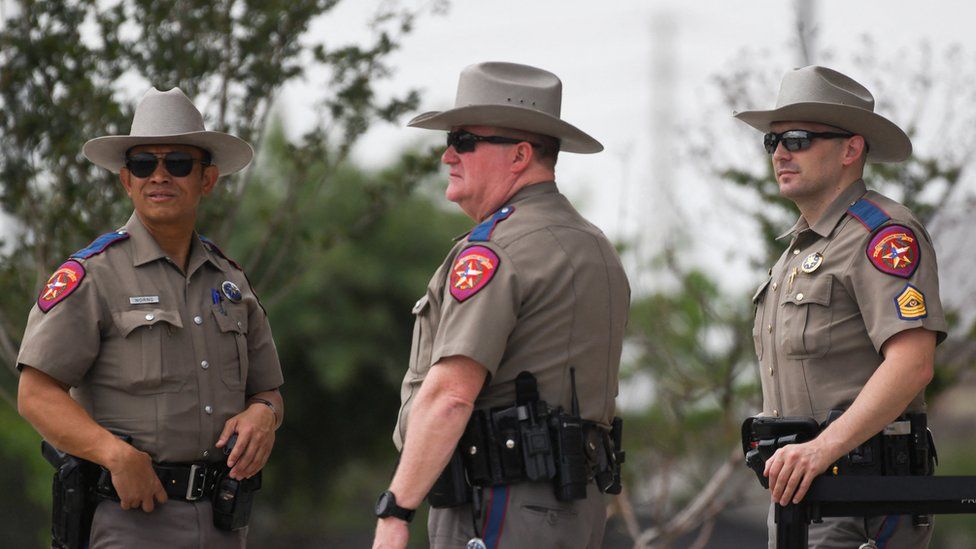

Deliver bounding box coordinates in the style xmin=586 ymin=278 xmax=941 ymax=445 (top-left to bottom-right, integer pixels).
xmin=1 ymin=0 xmax=975 ymax=546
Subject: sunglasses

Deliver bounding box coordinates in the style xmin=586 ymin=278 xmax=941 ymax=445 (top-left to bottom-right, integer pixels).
xmin=763 ymin=130 xmax=854 ymax=154
xmin=446 ymin=130 xmax=539 ymax=154
xmin=124 ymin=152 xmax=211 ymax=178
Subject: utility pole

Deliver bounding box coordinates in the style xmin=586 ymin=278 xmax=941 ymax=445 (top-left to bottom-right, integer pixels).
xmin=794 ymin=0 xmax=819 ymax=65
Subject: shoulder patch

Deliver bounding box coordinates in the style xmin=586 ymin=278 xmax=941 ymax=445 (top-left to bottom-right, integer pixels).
xmin=895 ymin=283 xmax=927 ymax=320
xmin=449 ymin=245 xmax=500 ymax=302
xmin=866 ymin=224 xmax=920 ymax=279
xmin=848 ymin=198 xmax=891 ymax=232
xmin=200 ymin=235 xmax=243 ymax=270
xmin=70 ymin=231 xmax=129 ymax=260
xmin=38 ymin=260 xmax=86 ymax=313
xmin=469 ymin=206 xmax=515 ymax=242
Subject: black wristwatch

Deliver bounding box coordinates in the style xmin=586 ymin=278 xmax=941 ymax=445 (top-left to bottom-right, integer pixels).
xmin=375 ymin=490 xmax=415 ymax=522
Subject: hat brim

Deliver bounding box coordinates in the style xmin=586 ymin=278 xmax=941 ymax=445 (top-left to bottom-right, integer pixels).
xmin=82 ymin=131 xmax=254 ymax=175
xmin=407 ymin=104 xmax=603 ymax=154
xmin=733 ymin=103 xmax=911 ymax=163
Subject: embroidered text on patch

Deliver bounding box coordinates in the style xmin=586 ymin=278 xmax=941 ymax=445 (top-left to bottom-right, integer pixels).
xmin=449 ymin=246 xmax=500 ymax=302
xmin=867 ymin=225 xmax=920 ymax=279
xmin=894 ymin=284 xmax=927 ymax=320
xmin=38 ymin=260 xmax=86 ymax=313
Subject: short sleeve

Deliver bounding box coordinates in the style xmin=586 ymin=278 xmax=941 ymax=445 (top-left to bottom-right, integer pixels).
xmin=243 ymin=285 xmax=284 ymax=394
xmin=430 ymin=242 xmax=519 ymax=375
xmin=849 ymin=221 xmax=947 ymax=352
xmin=17 ymin=272 xmax=103 ymax=387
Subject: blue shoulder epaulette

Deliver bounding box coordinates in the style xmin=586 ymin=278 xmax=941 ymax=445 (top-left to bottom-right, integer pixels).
xmin=847 ymin=198 xmax=890 ymax=232
xmin=70 ymin=231 xmax=130 ymax=260
xmin=200 ymin=235 xmax=243 ymax=270
xmin=468 ymin=206 xmax=515 ymax=242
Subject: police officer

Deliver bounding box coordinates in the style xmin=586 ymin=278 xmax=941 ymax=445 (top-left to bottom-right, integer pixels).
xmin=736 ymin=66 xmax=947 ymax=548
xmin=371 ymin=62 xmax=630 ymax=549
xmin=17 ymin=87 xmax=284 ymax=548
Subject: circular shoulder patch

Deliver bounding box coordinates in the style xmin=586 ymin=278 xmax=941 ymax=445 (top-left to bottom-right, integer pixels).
xmin=449 ymin=245 xmax=500 ymax=302
xmin=38 ymin=260 xmax=86 ymax=313
xmin=866 ymin=224 xmax=920 ymax=279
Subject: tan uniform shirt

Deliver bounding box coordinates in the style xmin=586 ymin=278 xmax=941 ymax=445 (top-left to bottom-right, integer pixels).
xmin=753 ymin=180 xmax=946 ymax=422
xmin=394 ymin=182 xmax=630 ymax=450
xmin=18 ymin=212 xmax=283 ymax=463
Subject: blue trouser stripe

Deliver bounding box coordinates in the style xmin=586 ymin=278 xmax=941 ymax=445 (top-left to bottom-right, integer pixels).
xmin=874 ymin=515 xmax=900 ymax=548
xmin=482 ymin=485 xmax=509 ymax=548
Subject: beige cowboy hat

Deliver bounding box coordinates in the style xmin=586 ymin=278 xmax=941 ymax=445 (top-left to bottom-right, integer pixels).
xmin=83 ymin=87 xmax=253 ymax=175
xmin=407 ymin=61 xmax=603 ymax=154
xmin=734 ymin=65 xmax=912 ymax=163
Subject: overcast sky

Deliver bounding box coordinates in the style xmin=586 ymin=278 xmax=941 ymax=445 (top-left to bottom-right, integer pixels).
xmin=283 ymin=1 xmax=976 ymax=293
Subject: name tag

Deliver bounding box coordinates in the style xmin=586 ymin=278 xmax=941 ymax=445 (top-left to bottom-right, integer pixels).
xmin=129 ymin=295 xmax=160 ymax=305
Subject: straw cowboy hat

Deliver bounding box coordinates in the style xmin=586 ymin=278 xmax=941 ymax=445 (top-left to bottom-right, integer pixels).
xmin=734 ymin=65 xmax=912 ymax=163
xmin=407 ymin=61 xmax=603 ymax=154
xmin=83 ymin=87 xmax=253 ymax=175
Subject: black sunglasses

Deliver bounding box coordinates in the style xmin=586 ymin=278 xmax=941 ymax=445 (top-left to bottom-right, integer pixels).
xmin=446 ymin=130 xmax=540 ymax=154
xmin=124 ymin=152 xmax=211 ymax=178
xmin=763 ymin=130 xmax=854 ymax=154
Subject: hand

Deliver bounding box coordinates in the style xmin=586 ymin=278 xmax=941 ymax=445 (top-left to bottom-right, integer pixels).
xmin=764 ymin=439 xmax=833 ymax=505
xmin=216 ymin=402 xmax=276 ymax=480
xmin=372 ymin=517 xmax=409 ymax=549
xmin=106 ymin=441 xmax=167 ymax=512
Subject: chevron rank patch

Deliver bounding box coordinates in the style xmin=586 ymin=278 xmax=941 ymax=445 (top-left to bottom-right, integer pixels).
xmin=450 ymin=246 xmax=499 ymax=302
xmin=38 ymin=260 xmax=86 ymax=313
xmin=894 ymin=284 xmax=927 ymax=320
xmin=867 ymin=225 xmax=919 ymax=279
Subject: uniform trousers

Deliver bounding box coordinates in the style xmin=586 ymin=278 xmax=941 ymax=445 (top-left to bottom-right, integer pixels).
xmin=90 ymin=499 xmax=246 ymax=549
xmin=767 ymin=503 xmax=932 ymax=548
xmin=429 ymin=481 xmax=606 ymax=549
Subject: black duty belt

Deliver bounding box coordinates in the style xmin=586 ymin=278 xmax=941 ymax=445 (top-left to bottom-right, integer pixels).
xmin=99 ymin=462 xmax=225 ymax=502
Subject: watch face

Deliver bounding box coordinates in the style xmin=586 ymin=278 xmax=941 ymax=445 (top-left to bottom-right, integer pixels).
xmin=375 ymin=491 xmax=394 ymax=516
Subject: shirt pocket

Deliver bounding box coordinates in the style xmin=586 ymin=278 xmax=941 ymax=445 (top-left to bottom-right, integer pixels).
xmin=752 ymin=277 xmax=772 ymax=360
xmin=211 ymin=305 xmax=249 ymax=390
xmin=781 ymin=275 xmax=833 ymax=359
xmin=111 ymin=309 xmax=185 ymax=394
xmin=408 ymin=293 xmax=433 ymax=374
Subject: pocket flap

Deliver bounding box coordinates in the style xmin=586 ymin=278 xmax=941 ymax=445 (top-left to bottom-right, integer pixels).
xmin=784 ymin=275 xmax=832 ymax=306
xmin=212 ymin=307 xmax=248 ymax=334
xmin=112 ymin=309 xmax=183 ymax=338
xmin=412 ymin=294 xmax=430 ymax=315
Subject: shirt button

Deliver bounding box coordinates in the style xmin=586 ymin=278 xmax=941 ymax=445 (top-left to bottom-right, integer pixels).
xmin=194 ymin=315 xmax=203 ymax=325
xmin=203 ymin=450 xmax=210 ymax=458
xmin=204 ymin=405 xmax=213 ymax=414
xmin=767 ymin=324 xmax=772 ymax=333
xmin=796 ymin=292 xmax=804 ymax=301
xmin=201 ymin=360 xmax=209 ymax=370
xmin=773 ymin=409 xmax=780 ymax=417
xmin=793 ymin=249 xmax=800 ymax=255
xmin=769 ymin=367 xmax=775 ymax=376
xmin=772 ymin=282 xmax=778 ymax=291
xmin=145 ymin=313 xmax=155 ymax=321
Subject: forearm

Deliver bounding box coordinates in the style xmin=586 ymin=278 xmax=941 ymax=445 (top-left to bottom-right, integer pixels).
xmin=17 ymin=366 xmax=129 ymax=468
xmin=815 ymin=328 xmax=935 ymax=462
xmin=388 ymin=356 xmax=486 ymax=509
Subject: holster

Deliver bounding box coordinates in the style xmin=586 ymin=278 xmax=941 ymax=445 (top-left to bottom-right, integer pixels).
xmin=211 ymin=469 xmax=262 ymax=531
xmin=42 ymin=441 xmax=102 ymax=549
xmin=741 ymin=416 xmax=821 ymax=489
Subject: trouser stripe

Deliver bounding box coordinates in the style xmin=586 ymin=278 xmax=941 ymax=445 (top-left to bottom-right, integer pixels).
xmin=482 ymin=485 xmax=510 ymax=548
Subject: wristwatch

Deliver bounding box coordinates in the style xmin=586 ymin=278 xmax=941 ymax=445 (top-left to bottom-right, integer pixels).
xmin=374 ymin=490 xmax=415 ymax=522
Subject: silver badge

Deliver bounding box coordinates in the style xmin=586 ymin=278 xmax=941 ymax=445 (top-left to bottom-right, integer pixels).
xmin=801 ymin=252 xmax=824 ymax=273
xmin=467 ymin=538 xmax=487 ymax=549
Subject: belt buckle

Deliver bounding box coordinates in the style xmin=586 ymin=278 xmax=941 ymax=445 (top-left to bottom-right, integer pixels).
xmin=185 ymin=464 xmax=206 ymax=501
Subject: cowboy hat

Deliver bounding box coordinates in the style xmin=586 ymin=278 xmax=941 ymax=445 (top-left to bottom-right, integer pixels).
xmin=407 ymin=61 xmax=603 ymax=154
xmin=734 ymin=65 xmax=911 ymax=163
xmin=83 ymin=87 xmax=253 ymax=175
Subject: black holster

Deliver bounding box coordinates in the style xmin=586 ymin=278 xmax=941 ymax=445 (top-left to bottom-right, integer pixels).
xmin=211 ymin=469 xmax=262 ymax=531
xmin=42 ymin=441 xmax=101 ymax=549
